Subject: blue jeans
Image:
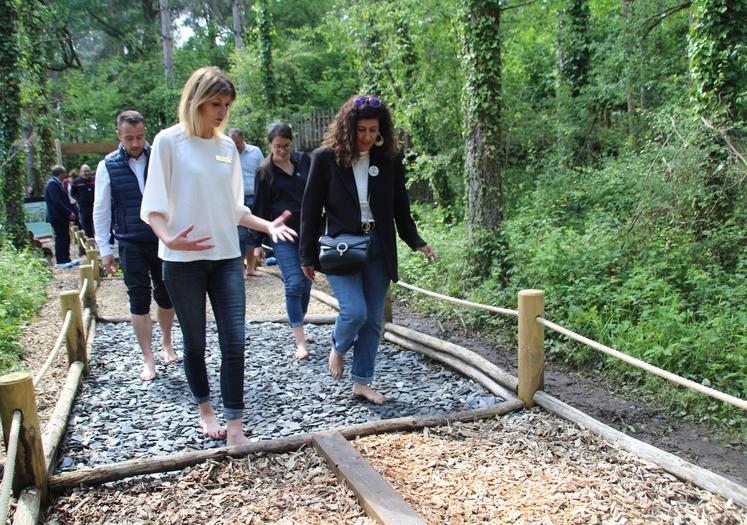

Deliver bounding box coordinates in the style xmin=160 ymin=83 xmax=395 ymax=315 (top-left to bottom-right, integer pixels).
xmin=273 ymin=241 xmax=312 ymax=327
xmin=162 ymin=258 xmax=246 ymax=421
xmin=326 ymin=231 xmax=390 ymax=384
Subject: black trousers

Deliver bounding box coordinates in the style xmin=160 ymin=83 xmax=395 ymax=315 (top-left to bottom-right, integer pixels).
xmin=51 ymin=220 xmax=71 ymax=264
xmin=79 ymin=205 xmax=94 ymax=239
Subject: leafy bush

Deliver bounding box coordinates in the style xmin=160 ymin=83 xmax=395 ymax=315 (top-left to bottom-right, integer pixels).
xmin=0 ymin=246 xmax=50 ymax=373
xmin=399 ymin=107 xmax=747 ymax=435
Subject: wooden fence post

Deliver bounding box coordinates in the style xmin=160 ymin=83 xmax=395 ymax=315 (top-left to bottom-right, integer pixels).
xmin=85 ymin=248 xmax=100 ymax=283
xmin=384 ymin=286 xmax=393 ymax=324
xmin=0 ymin=372 xmax=48 ymax=502
xmin=59 ymin=291 xmax=87 ymax=372
xmin=518 ymin=289 xmax=544 ymax=407
xmin=79 ymin=263 xmax=97 ymax=315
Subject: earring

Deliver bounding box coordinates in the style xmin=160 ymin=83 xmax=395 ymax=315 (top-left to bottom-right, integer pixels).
xmin=374 ymin=134 xmax=384 ymax=147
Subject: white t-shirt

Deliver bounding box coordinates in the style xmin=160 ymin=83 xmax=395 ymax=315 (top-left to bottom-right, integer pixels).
xmin=352 ymin=152 xmax=374 ymax=222
xmin=140 ymin=123 xmax=250 ymax=262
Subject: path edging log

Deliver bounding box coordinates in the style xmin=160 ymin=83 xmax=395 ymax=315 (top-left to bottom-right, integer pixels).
xmin=384 ymin=332 xmax=516 ymax=401
xmin=313 ymin=431 xmax=426 ymax=525
xmin=49 ymin=400 xmax=523 ymax=491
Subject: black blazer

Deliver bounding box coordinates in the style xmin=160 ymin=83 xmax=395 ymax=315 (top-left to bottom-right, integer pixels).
xmin=300 ymin=146 xmax=426 ymax=282
xmin=44 ymin=177 xmax=76 ymax=224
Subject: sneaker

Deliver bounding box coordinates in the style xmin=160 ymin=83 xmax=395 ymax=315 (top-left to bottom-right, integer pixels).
xmin=55 ymin=259 xmax=81 ymax=270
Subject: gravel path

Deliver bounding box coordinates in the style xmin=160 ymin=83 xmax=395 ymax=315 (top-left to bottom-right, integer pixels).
xmin=57 ymin=321 xmax=501 ymax=471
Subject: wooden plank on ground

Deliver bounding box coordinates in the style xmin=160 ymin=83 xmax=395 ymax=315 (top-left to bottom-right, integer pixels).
xmin=312 ymin=431 xmax=426 ymax=525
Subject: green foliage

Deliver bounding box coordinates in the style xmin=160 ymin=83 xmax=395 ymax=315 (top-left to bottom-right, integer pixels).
xmin=399 ymin=106 xmax=747 ymax=432
xmin=0 ymin=245 xmax=50 ymax=374
xmin=688 ymin=0 xmax=747 ymax=121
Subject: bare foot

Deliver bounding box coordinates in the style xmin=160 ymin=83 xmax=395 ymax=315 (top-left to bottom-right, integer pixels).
xmin=352 ymin=383 xmax=386 ymax=404
xmin=162 ymin=345 xmax=180 ymax=365
xmin=328 ymin=348 xmax=344 ymax=380
xmin=198 ymin=404 xmax=226 ymax=440
xmin=294 ymin=341 xmax=309 ymax=360
xmin=226 ymin=419 xmax=251 ymax=447
xmin=245 ymin=269 xmax=261 ymax=277
xmin=140 ymin=355 xmax=157 ymax=381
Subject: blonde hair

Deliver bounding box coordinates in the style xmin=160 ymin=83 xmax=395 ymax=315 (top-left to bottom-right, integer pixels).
xmin=178 ymin=67 xmax=237 ymax=138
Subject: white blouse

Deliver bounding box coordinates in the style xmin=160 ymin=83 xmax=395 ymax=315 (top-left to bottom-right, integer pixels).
xmin=352 ymin=152 xmax=374 ymax=222
xmin=140 ymin=123 xmax=250 ymax=262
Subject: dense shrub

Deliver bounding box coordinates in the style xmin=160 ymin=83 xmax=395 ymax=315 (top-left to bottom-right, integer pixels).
xmin=0 ymin=246 xmax=50 ymax=373
xmin=399 ymin=108 xmax=746 ymax=434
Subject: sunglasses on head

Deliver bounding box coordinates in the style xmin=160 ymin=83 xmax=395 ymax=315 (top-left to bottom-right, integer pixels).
xmin=353 ymin=96 xmax=382 ymax=108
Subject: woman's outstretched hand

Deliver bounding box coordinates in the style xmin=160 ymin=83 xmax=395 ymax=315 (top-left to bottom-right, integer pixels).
xmin=302 ymin=265 xmax=315 ymax=282
xmin=165 ymin=225 xmax=215 ymax=251
xmin=267 ymin=210 xmax=297 ymax=243
xmin=417 ymin=244 xmax=439 ymax=261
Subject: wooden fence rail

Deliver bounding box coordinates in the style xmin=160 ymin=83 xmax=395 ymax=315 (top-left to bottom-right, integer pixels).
xmin=393 ymin=280 xmax=746 ymax=411
xmin=0 ymin=224 xmax=99 ymax=523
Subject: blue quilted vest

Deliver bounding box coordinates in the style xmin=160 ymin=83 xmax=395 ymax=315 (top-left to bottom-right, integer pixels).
xmin=105 ymin=143 xmax=157 ymax=244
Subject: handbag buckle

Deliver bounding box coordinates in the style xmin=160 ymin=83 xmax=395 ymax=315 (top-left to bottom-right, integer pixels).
xmin=361 ymin=222 xmax=375 ymax=233
xmin=336 ymin=242 xmax=348 ymax=255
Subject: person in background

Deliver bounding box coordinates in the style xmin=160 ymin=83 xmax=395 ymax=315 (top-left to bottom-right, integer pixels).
xmin=44 ymin=165 xmax=79 ymax=269
xmin=300 ymin=94 xmax=438 ymax=404
xmin=71 ymin=163 xmax=95 ymax=238
xmin=93 ymin=110 xmax=178 ymax=382
xmin=228 ymin=128 xmax=264 ymax=277
xmin=252 ymin=122 xmax=313 ymax=360
xmin=141 ymin=66 xmax=297 ymax=446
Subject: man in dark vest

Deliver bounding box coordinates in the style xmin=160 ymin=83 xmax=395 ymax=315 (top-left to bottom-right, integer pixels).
xmin=93 ymin=110 xmax=177 ymax=381
xmin=71 ymin=163 xmax=95 ymax=238
xmin=44 ymin=165 xmax=80 ymax=269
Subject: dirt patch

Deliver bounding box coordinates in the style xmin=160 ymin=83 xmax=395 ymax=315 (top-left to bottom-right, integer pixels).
xmin=392 ymin=302 xmax=747 ymax=487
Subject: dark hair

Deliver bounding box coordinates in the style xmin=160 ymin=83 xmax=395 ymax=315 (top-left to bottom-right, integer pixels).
xmin=228 ymin=128 xmax=244 ymax=138
xmin=51 ymin=165 xmax=66 ymax=178
xmin=117 ymin=110 xmax=144 ymax=130
xmin=322 ymin=94 xmax=398 ymax=167
xmin=258 ymin=122 xmax=294 ymax=186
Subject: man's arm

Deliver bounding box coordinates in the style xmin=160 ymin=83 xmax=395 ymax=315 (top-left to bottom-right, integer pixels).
xmin=93 ymin=160 xmax=115 ymax=268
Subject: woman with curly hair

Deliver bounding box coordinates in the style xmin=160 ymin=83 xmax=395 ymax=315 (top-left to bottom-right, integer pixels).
xmin=300 ymin=94 xmax=438 ymax=404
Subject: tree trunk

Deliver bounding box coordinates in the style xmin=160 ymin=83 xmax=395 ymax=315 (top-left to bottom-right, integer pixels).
xmin=258 ymin=0 xmax=275 ymax=107
xmin=232 ymin=0 xmax=243 ymax=50
xmin=0 ymin=0 xmax=27 ymax=247
xmin=159 ymin=0 xmax=174 ymax=83
xmin=461 ymin=0 xmax=504 ymax=234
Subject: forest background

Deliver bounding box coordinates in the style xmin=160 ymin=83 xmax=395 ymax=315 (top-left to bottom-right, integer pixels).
xmin=0 ymin=0 xmax=745 ymax=438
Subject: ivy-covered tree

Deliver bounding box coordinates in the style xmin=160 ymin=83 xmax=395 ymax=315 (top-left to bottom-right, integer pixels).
xmin=689 ymin=0 xmax=747 ymax=122
xmin=460 ymin=0 xmax=503 ymax=234
xmin=557 ymin=0 xmax=591 ymax=167
xmin=1 ymin=0 xmax=27 ymax=248
xmin=18 ymin=0 xmax=56 ymax=195
xmin=257 ymin=0 xmax=276 ymax=107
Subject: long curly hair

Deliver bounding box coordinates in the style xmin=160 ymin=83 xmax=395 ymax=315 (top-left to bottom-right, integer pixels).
xmin=322 ymin=94 xmax=398 ymax=167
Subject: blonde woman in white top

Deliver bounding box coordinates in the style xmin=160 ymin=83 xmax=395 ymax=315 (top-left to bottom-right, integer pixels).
xmin=141 ymin=66 xmax=295 ymax=447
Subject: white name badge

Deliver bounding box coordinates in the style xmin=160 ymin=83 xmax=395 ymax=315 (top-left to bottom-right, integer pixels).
xmin=216 ymin=155 xmax=232 ymax=163
xmin=368 ymin=165 xmax=379 ymax=177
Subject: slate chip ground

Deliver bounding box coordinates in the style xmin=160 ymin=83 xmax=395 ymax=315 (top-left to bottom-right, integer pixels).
xmin=56 ymin=321 xmax=502 ymax=471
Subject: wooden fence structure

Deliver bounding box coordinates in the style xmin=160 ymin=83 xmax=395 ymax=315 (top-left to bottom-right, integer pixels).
xmin=0 ymin=225 xmax=99 ymax=524
xmin=287 ymin=109 xmax=336 ymax=152
xmin=1 ymin=235 xmax=746 ymax=523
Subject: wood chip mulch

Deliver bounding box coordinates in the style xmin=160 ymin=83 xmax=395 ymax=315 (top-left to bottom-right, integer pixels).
xmin=353 ymin=410 xmax=745 ymax=525
xmin=44 ymin=448 xmax=374 ymax=525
